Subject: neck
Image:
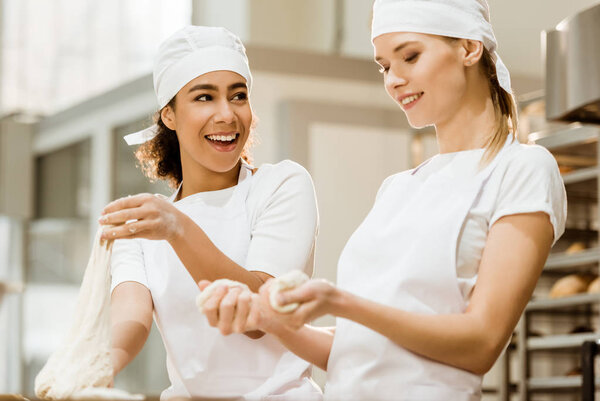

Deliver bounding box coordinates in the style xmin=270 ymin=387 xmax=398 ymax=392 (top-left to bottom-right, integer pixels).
xmin=435 ymin=78 xmax=496 ymax=154
xmin=178 ymin=160 xmax=242 ymax=200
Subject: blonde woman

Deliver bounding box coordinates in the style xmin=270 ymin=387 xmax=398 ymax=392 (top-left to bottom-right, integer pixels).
xmin=198 ymin=1 xmax=567 ymax=400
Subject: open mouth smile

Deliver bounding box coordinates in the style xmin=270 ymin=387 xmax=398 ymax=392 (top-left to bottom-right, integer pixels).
xmin=205 ymin=132 xmax=240 ymax=152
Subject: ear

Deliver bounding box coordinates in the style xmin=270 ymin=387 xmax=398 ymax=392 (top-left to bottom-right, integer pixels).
xmin=161 ymin=105 xmax=176 ymax=131
xmin=461 ymin=39 xmax=484 ymax=67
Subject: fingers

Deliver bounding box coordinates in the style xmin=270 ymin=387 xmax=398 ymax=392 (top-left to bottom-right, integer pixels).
xmin=100 ymin=219 xmax=152 ymax=240
xmin=232 ymin=291 xmax=252 ymax=333
xmin=99 ymin=207 xmax=146 ymax=226
xmin=202 ymin=285 xmax=228 ymax=327
xmin=246 ymin=294 xmax=262 ymax=331
xmin=217 ymin=287 xmax=242 ymax=335
xmin=286 ymin=300 xmax=318 ymax=330
xmin=198 ymin=280 xmax=212 ymax=291
xmin=102 ymin=194 xmax=152 ymax=215
xmin=276 ymin=282 xmax=314 ymax=307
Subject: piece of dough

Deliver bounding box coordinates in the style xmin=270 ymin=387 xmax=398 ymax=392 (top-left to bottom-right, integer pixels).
xmin=549 ymin=274 xmax=596 ymax=299
xmin=269 ymin=270 xmax=309 ymax=313
xmin=196 ymin=279 xmax=250 ymax=312
xmin=34 ymin=227 xmax=144 ymax=401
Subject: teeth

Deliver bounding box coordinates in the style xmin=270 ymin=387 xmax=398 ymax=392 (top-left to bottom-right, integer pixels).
xmin=401 ymin=93 xmax=422 ymax=105
xmin=207 ymin=134 xmax=237 ymax=141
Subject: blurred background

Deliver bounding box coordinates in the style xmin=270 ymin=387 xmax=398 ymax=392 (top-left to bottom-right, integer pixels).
xmin=0 ymin=0 xmax=599 ymax=399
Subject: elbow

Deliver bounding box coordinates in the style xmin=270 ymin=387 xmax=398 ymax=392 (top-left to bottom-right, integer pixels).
xmin=465 ymin=338 xmax=505 ymax=375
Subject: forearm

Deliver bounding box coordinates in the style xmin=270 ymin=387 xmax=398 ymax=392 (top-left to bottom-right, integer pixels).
xmin=110 ymin=283 xmax=153 ymax=376
xmin=169 ymin=213 xmax=268 ymax=292
xmin=270 ymin=325 xmax=335 ymax=371
xmin=111 ymin=319 xmax=151 ymax=375
xmin=336 ymin=291 xmax=498 ymax=374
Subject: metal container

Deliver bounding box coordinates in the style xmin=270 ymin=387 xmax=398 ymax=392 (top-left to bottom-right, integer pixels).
xmin=543 ymin=4 xmax=600 ymax=122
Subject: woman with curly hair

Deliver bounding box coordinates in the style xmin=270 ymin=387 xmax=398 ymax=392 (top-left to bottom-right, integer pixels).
xmin=199 ymin=1 xmax=567 ymax=400
xmin=98 ymin=26 xmax=322 ymax=400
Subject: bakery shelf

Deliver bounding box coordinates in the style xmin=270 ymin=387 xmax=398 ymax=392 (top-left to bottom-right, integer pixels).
xmin=528 ymin=375 xmax=600 ymax=391
xmin=527 ymin=332 xmax=600 ymax=351
xmin=529 ymin=123 xmax=600 ymax=150
xmin=562 ymin=166 xmax=600 ymax=184
xmin=544 ymin=248 xmax=600 ymax=270
xmin=527 ymin=293 xmax=600 ymax=311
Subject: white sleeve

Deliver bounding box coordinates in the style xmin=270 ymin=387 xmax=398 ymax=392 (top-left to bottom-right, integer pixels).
xmin=489 ymin=145 xmax=567 ymax=245
xmin=245 ymin=161 xmax=319 ymax=278
xmin=110 ymin=238 xmax=149 ymax=293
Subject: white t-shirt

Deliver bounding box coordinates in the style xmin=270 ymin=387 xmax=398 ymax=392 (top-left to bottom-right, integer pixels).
xmin=111 ymin=159 xmax=319 ymax=291
xmin=110 ymin=160 xmax=321 ymax=400
xmin=378 ymin=141 xmax=567 ymax=302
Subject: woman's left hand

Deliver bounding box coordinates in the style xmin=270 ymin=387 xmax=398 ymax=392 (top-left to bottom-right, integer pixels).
xmin=99 ymin=193 xmax=184 ymax=242
xmin=271 ymin=278 xmax=341 ymax=330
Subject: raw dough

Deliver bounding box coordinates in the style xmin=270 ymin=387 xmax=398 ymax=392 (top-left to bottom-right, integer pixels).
xmin=269 ymin=270 xmax=309 ymax=313
xmin=34 ymin=227 xmax=144 ymax=400
xmin=196 ymin=279 xmax=250 ymax=312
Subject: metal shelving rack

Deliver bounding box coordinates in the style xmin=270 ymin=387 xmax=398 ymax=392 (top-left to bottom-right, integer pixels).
xmin=515 ymin=123 xmax=600 ymax=400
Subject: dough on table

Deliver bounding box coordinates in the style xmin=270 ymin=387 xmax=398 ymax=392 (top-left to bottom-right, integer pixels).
xmin=34 ymin=227 xmax=144 ymax=400
xmin=269 ymin=270 xmax=309 ymax=313
xmin=196 ymin=279 xmax=250 ymax=312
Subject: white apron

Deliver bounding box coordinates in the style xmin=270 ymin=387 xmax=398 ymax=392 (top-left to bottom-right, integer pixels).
xmin=140 ymin=162 xmax=319 ymax=400
xmin=325 ymin=139 xmax=515 ymax=401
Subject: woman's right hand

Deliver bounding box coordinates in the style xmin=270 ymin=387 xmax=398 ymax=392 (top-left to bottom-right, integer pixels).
xmin=198 ymin=279 xmax=287 ymax=337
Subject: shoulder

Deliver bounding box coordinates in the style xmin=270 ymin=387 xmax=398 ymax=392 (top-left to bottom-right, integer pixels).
xmin=495 ymin=141 xmax=560 ymax=183
xmin=248 ymin=160 xmax=316 ymax=211
xmin=504 ymin=142 xmax=558 ymax=170
xmin=252 ymin=160 xmax=314 ymax=190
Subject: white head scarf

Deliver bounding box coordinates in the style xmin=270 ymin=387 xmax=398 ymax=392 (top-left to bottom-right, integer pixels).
xmin=124 ymin=26 xmax=252 ymax=145
xmin=371 ymin=0 xmax=512 ymax=94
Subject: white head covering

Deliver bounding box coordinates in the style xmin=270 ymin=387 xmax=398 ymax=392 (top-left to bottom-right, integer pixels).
xmin=124 ymin=26 xmax=252 ymax=145
xmin=371 ymin=0 xmax=512 ymax=94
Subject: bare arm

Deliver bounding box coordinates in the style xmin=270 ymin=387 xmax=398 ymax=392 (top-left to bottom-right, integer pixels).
xmin=277 ymin=212 xmax=553 ymax=374
xmin=270 ymin=325 xmax=335 ymax=371
xmin=110 ymin=282 xmax=153 ymax=376
xmin=100 ymin=195 xmax=271 ymax=292
xmin=169 ymin=212 xmax=272 ymax=291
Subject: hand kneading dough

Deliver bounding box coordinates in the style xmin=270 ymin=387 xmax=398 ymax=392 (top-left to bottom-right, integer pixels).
xmin=549 ymin=274 xmax=596 ymax=299
xmin=269 ymin=270 xmax=309 ymax=313
xmin=34 ymin=228 xmax=144 ymax=400
xmin=196 ymin=279 xmax=250 ymax=311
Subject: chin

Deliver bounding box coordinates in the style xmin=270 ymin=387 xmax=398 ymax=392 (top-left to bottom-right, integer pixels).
xmin=209 ymin=157 xmax=243 ymax=173
xmin=405 ymin=117 xmax=433 ymax=130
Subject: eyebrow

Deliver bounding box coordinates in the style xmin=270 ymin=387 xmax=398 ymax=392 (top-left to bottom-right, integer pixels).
xmin=187 ymin=82 xmax=248 ymax=93
xmin=375 ymin=41 xmax=418 ymax=62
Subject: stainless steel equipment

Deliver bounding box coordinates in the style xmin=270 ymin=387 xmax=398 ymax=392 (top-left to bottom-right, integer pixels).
xmin=543 ymin=4 xmax=600 ymax=123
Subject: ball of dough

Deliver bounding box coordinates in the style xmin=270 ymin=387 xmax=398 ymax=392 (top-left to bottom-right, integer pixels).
xmin=550 ymin=274 xmax=595 ymax=299
xmin=196 ymin=279 xmax=250 ymax=312
xmin=588 ymin=277 xmax=600 ymax=294
xmin=269 ymin=270 xmax=309 ymax=313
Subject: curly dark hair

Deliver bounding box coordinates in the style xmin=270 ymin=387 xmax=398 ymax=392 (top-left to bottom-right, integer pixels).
xmin=134 ymin=98 xmax=256 ymax=189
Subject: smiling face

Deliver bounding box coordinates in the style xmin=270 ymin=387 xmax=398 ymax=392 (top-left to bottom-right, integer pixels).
xmin=373 ymin=32 xmax=470 ymax=129
xmin=161 ymin=70 xmax=253 ymax=176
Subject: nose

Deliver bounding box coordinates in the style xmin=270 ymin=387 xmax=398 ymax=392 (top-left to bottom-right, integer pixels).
xmin=214 ymin=99 xmax=235 ymax=124
xmin=384 ymin=67 xmax=408 ymax=95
